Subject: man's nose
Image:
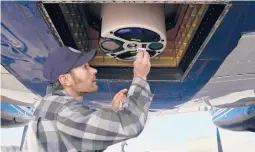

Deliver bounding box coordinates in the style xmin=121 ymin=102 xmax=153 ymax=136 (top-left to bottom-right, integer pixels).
xmin=90 ymin=67 xmax=97 ymax=75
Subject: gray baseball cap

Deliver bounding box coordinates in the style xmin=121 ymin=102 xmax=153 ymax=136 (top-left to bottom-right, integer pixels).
xmin=43 ymin=46 xmax=96 ymax=83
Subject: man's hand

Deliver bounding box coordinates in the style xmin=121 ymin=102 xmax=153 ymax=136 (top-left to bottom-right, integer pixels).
xmin=111 ymin=89 xmax=128 ymax=111
xmin=133 ymin=48 xmax=151 ymax=80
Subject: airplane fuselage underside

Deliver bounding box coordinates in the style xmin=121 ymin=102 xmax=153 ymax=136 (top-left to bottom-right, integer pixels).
xmin=1 ymin=1 xmax=255 ymax=113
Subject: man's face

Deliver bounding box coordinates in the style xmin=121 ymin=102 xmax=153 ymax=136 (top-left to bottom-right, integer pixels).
xmin=69 ymin=63 xmax=98 ymax=94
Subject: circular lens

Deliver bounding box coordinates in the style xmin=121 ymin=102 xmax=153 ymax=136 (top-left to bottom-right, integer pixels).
xmin=127 ymin=43 xmax=137 ymax=49
xmin=117 ymin=50 xmax=137 ymax=59
xmin=148 ymin=43 xmax=163 ymax=50
xmin=114 ymin=28 xmax=160 ymax=42
xmin=101 ymin=40 xmax=120 ymax=51
xmin=117 ymin=29 xmax=132 ymax=34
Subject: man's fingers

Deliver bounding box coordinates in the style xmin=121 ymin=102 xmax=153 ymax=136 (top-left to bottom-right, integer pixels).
xmin=121 ymin=96 xmax=127 ymax=102
xmin=148 ymin=54 xmax=151 ymax=65
xmin=136 ymin=48 xmax=144 ymax=62
xmin=136 ymin=48 xmax=150 ymax=64
xmin=114 ymin=89 xmax=127 ymax=99
xmin=137 ymin=48 xmax=146 ymax=53
xmin=143 ymin=50 xmax=149 ymax=64
xmin=119 ymin=89 xmax=128 ymax=94
xmin=112 ymin=89 xmax=129 ymax=111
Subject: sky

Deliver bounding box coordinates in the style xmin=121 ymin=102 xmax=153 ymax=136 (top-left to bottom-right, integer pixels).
xmin=0 ymin=111 xmax=216 ymax=151
xmin=1 ymin=126 xmax=24 ymax=146
xmin=105 ymin=111 xmax=216 ymax=152
xmin=1 ymin=111 xmax=255 ymax=152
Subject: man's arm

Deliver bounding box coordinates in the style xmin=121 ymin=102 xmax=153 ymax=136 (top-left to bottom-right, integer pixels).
xmin=56 ymin=77 xmax=153 ymax=142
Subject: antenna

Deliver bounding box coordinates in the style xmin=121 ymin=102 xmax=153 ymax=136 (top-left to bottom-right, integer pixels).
xmin=121 ymin=141 xmax=128 ymax=152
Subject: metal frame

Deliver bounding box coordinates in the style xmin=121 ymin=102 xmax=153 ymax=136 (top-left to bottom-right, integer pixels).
xmin=42 ymin=0 xmax=229 ymax=4
xmin=181 ymin=3 xmax=231 ymax=81
xmin=37 ymin=2 xmax=64 ymax=46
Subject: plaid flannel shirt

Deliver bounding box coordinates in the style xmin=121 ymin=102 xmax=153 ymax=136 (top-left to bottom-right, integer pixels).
xmin=24 ymin=77 xmax=153 ymax=152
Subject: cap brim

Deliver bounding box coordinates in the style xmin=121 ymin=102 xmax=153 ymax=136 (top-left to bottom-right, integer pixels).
xmin=73 ymin=50 xmax=96 ymax=68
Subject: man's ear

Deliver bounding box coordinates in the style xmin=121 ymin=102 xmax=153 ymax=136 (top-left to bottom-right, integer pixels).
xmin=58 ymin=74 xmax=72 ymax=87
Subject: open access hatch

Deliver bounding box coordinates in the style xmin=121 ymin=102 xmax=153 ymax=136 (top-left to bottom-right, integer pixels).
xmin=38 ymin=1 xmax=230 ymax=81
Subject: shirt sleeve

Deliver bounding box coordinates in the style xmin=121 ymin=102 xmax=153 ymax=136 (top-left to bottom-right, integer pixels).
xmin=56 ymin=77 xmax=153 ymax=143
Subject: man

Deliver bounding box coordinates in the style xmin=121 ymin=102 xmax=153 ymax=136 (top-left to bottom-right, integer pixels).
xmin=25 ymin=46 xmax=153 ymax=152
